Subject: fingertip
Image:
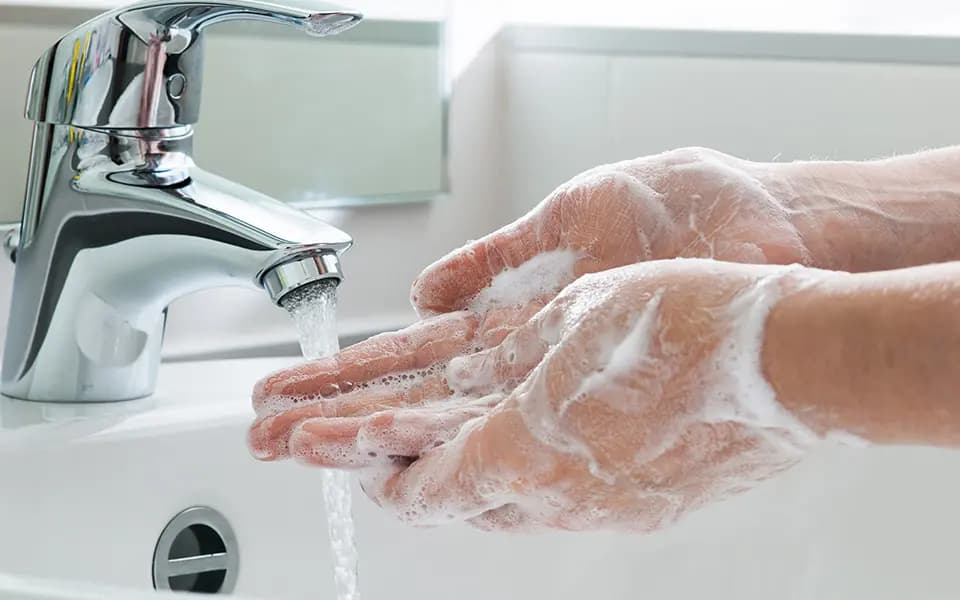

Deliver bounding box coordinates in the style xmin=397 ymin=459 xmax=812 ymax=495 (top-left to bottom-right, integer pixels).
xmin=289 ymin=417 xmax=368 ymax=468
xmin=251 ymin=370 xmax=287 ymax=416
xmin=358 ymin=461 xmax=405 ymax=509
xmin=247 ymin=417 xmax=289 ymax=462
xmin=248 ymin=400 xmax=339 ymax=461
xmin=409 ymin=277 xmax=435 ymax=318
xmin=376 ymin=423 xmax=500 ymax=526
xmin=252 ymin=359 xmax=338 ymax=416
xmin=445 ymin=354 xmax=473 ymax=389
xmin=468 ymin=504 xmax=543 ymax=533
xmin=412 ymin=202 xmax=561 ymax=317
xmin=412 ymin=237 xmax=510 ymax=316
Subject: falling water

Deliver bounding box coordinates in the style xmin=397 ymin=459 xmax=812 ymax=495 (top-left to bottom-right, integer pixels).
xmin=282 ymin=280 xmax=360 ymax=600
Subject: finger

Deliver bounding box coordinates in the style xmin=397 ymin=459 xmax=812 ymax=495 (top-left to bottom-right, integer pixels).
xmin=271 ymin=395 xmax=499 ymax=468
xmin=373 ymin=410 xmax=531 ymax=526
xmin=253 ymin=312 xmax=478 ymax=416
xmin=250 ymin=304 xmax=538 ymax=462
xmin=249 ymin=410 xmax=361 ymax=462
xmin=358 ymin=461 xmax=405 ymax=509
xmin=289 ymin=398 xmax=499 ymax=468
xmin=447 ymin=317 xmax=550 ymax=396
xmin=476 ymin=302 xmax=545 ymax=347
xmin=287 ymin=416 xmax=368 ymax=467
xmin=354 ymin=399 xmax=498 ymax=461
xmin=249 ymin=373 xmax=452 ymax=461
xmin=467 ymin=503 xmax=548 ymax=533
xmin=411 ymin=203 xmax=561 ymax=317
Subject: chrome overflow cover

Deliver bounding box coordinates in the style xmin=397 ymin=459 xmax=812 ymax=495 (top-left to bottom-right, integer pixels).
xmin=153 ymin=507 xmax=239 ymax=594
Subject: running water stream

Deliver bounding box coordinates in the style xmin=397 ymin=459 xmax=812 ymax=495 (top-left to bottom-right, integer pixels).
xmin=282 ymin=280 xmax=360 ymax=600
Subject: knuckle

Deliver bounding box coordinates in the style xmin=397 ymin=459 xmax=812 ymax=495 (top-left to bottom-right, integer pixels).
xmin=664 ymin=146 xmax=720 ymax=164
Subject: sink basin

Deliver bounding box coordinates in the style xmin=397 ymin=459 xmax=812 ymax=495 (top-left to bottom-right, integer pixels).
xmin=0 ymin=358 xmax=323 ymax=599
xmin=4 ymin=358 xmax=960 ymax=599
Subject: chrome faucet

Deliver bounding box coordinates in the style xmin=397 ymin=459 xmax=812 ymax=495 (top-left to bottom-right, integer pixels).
xmin=1 ymin=0 xmax=361 ymax=403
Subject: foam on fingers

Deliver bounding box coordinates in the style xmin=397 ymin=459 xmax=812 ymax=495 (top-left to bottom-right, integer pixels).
xmin=252 ymin=312 xmax=479 ymax=417
xmin=249 ymin=402 xmax=332 ymax=460
xmin=373 ymin=417 xmax=515 ymax=525
xmin=411 ymin=212 xmax=554 ymax=316
xmin=467 ymin=249 xmax=579 ymax=314
xmin=355 ymin=402 xmax=494 ymax=461
xmin=447 ymin=323 xmax=549 ymax=396
xmin=468 ymin=503 xmax=545 ymax=533
xmin=289 ymin=417 xmax=368 ymax=468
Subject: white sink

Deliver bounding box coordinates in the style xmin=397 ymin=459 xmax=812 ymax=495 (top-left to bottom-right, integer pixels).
xmin=0 ymin=358 xmax=321 ymax=599
xmin=4 ymin=358 xmax=960 ymax=599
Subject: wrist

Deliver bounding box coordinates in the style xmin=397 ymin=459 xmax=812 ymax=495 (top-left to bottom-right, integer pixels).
xmin=763 ymin=263 xmax=960 ymax=447
xmin=752 ymin=151 xmax=960 ymax=272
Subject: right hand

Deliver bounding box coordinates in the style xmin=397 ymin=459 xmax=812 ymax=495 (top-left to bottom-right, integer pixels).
xmin=411 ymin=146 xmax=811 ymax=317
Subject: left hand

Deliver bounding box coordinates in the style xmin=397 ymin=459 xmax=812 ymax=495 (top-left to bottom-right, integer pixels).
xmin=252 ymin=259 xmax=825 ymax=532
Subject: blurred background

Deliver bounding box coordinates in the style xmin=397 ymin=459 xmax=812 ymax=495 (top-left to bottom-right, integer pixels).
xmin=1 ymin=0 xmax=959 ymax=355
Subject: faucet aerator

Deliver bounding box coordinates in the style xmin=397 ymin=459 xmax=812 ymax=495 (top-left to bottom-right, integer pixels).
xmin=262 ymin=253 xmax=344 ymax=307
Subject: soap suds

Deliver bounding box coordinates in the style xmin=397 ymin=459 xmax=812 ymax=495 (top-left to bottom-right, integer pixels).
xmin=563 ymin=289 xmax=664 ymax=414
xmin=703 ymin=266 xmax=822 ymax=455
xmin=255 ymin=361 xmax=451 ymax=420
xmin=469 ymin=249 xmax=578 ymax=313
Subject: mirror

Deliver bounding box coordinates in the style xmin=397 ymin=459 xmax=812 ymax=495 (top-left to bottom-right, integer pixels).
xmin=0 ymin=7 xmax=446 ymax=223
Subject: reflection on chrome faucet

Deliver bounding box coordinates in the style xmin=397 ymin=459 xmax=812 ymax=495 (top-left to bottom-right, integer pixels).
xmin=2 ymin=0 xmax=362 ymax=403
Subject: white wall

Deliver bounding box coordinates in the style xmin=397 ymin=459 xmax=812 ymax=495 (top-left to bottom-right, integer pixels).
xmin=505 ymin=0 xmax=960 ymax=34
xmin=502 ymin=48 xmax=960 ymax=219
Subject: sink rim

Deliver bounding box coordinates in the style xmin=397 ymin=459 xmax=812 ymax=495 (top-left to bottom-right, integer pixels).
xmin=0 ymin=356 xmax=302 ymax=449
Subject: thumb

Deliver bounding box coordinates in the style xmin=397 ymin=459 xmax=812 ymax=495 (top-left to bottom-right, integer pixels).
xmin=411 ymin=203 xmax=561 ymax=317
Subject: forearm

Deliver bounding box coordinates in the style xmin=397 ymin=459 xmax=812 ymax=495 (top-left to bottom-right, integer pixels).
xmin=763 ymin=262 xmax=960 ymax=446
xmin=755 ymin=147 xmax=960 ymax=272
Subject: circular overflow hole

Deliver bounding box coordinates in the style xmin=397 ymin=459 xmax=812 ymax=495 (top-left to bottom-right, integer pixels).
xmin=153 ymin=507 xmax=238 ymax=594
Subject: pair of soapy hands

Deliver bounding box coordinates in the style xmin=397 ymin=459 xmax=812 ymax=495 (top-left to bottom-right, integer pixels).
xmin=249 ymin=148 xmax=823 ymax=533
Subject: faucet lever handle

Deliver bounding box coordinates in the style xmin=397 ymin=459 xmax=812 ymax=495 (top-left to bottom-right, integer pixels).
xmin=25 ymin=0 xmax=362 ymax=129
